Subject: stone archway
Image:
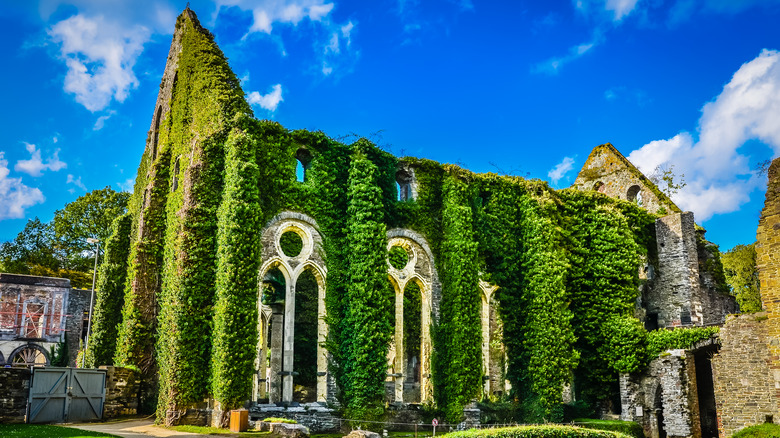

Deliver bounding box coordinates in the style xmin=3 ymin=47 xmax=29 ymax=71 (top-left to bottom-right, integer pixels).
xmin=386 ymin=229 xmax=440 ymax=403
xmin=256 ymin=212 xmax=328 ymax=404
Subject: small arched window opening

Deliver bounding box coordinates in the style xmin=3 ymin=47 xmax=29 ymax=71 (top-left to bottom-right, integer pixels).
xmin=396 ymin=167 xmax=415 ymax=201
xmin=151 ymin=106 xmax=162 ymax=160
xmin=295 ymin=149 xmax=313 ymax=183
xmin=171 ymin=156 xmax=180 ymax=192
xmin=626 ymin=185 xmax=642 ymax=204
xmin=594 ymin=181 xmax=606 ymax=193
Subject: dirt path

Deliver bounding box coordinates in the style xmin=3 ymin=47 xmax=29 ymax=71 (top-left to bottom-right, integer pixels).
xmin=65 ymin=418 xmax=208 ymax=438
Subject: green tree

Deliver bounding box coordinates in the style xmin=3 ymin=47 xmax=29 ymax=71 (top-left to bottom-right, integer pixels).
xmin=0 ymin=217 xmax=59 ymax=273
xmin=721 ymin=243 xmax=762 ymax=313
xmin=52 ymin=186 xmax=130 ymax=271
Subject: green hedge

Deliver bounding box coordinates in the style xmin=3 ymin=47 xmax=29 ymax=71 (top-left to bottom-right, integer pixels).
xmin=445 ymin=425 xmax=631 ymax=438
xmin=732 ymin=423 xmax=780 ymax=438
xmin=572 ymin=419 xmax=643 ymax=438
xmin=647 ymin=326 xmax=719 ymax=358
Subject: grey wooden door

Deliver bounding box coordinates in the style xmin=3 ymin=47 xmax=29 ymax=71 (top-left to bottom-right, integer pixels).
xmin=28 ymin=367 xmax=106 ymax=423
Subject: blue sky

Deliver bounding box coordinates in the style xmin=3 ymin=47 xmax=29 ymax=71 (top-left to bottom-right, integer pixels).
xmin=1 ymin=0 xmax=780 ymax=252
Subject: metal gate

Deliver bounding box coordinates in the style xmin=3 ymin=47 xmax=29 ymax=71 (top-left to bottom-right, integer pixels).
xmin=28 ymin=367 xmax=106 ymax=423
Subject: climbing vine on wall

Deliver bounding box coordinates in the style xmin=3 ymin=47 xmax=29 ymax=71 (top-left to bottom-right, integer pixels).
xmin=560 ymin=191 xmax=654 ymax=404
xmin=212 ymin=116 xmax=263 ymax=414
xmin=342 ymin=148 xmax=394 ymax=421
xmin=437 ymin=172 xmax=483 ymax=422
xmin=84 ymin=213 xmax=132 ymax=368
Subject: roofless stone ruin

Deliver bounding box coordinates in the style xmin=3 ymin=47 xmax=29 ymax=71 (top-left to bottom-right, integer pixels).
xmin=77 ymin=7 xmax=780 ymax=436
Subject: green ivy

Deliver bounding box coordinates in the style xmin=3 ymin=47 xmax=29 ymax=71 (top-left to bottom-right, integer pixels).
xmin=155 ymin=10 xmax=252 ymax=423
xmin=211 ymin=116 xmax=263 ymax=413
xmin=388 ymin=245 xmax=409 ymax=270
xmin=84 ymin=213 xmax=132 ymax=368
xmin=647 ymin=327 xmax=719 ymax=358
xmin=437 ymin=173 xmax=482 ymax=422
xmin=280 ymin=231 xmax=303 ymax=257
xmin=341 ymin=148 xmax=394 ymax=422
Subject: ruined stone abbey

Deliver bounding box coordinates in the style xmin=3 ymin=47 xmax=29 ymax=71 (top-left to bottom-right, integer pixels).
xmin=76 ymin=7 xmax=780 ymax=437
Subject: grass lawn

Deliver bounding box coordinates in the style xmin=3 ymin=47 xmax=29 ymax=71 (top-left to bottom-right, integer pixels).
xmin=0 ymin=424 xmax=120 ymax=437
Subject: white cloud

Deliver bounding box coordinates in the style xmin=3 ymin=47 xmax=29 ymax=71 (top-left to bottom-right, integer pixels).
xmin=93 ymin=111 xmax=115 ymax=131
xmin=48 ymin=14 xmax=151 ymax=112
xmin=118 ymin=177 xmax=135 ymax=193
xmin=0 ymin=152 xmax=45 ymax=220
xmin=67 ymin=174 xmax=88 ymax=192
xmin=628 ymin=49 xmax=780 ymax=221
xmin=533 ymin=37 xmax=599 ymax=74
xmin=575 ymin=0 xmax=640 ymax=22
xmin=14 ymin=143 xmax=67 ymax=177
xmin=548 ymin=156 xmax=576 ymax=185
xmin=216 ymin=0 xmax=334 ymax=33
xmin=247 ymin=84 xmax=284 ymax=111
xmin=217 ymin=0 xmax=357 ymax=77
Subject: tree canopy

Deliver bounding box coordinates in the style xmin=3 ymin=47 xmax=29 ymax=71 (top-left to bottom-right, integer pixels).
xmin=721 ymin=243 xmax=762 ymax=313
xmin=0 ymin=186 xmax=129 ymax=288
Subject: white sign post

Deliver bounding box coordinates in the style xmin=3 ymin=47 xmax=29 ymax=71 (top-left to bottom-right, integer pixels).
xmin=432 ymin=418 xmax=438 ymax=437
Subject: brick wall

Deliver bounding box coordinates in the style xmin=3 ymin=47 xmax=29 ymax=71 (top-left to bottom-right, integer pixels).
xmin=0 ymin=367 xmax=31 ymax=423
xmin=711 ymin=313 xmax=778 ymax=436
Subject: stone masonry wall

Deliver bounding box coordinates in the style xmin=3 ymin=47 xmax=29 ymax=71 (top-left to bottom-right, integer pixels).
xmin=102 ymin=366 xmax=141 ymax=418
xmin=711 ymin=313 xmax=778 ymax=437
xmin=572 ymin=143 xmax=678 ymax=215
xmin=66 ymin=288 xmax=91 ymax=366
xmin=650 ymin=213 xmax=703 ymax=328
xmin=756 ymin=157 xmax=780 ymax=410
xmin=0 ymin=367 xmax=31 ymax=423
xmin=620 ymin=350 xmax=701 ymax=438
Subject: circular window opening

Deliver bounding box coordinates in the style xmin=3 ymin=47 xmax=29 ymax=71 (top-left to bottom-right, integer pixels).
xmin=280 ymin=231 xmax=304 ymax=257
xmin=627 ymin=185 xmax=641 ymax=203
xmin=388 ymin=245 xmax=410 ymax=270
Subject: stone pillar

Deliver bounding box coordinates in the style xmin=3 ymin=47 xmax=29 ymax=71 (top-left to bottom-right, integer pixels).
xmin=256 ymin=312 xmax=269 ymax=401
xmin=653 ymin=212 xmax=702 ymax=327
xmin=395 ymin=287 xmax=405 ymax=403
xmin=283 ymin=280 xmax=295 ymax=403
xmin=316 ymin=281 xmax=328 ymax=403
xmin=420 ymin=284 xmax=433 ymax=402
xmin=269 ymin=309 xmax=284 ymax=403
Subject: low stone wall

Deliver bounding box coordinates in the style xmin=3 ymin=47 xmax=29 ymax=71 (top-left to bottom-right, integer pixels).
xmin=0 ymin=367 xmax=31 ymax=423
xmin=102 ymin=366 xmax=141 ymax=418
xmin=249 ymin=403 xmax=339 ymax=432
xmin=712 ymin=313 xmax=779 ymax=437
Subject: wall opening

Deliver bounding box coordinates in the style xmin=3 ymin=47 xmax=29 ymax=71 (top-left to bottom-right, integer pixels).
xmin=295 ymin=149 xmax=312 ymax=183
xmin=404 ymin=281 xmax=422 ymax=390
xmin=594 ymin=181 xmax=606 ymax=193
xmin=396 ymin=167 xmax=415 ymax=201
xmin=695 ymin=346 xmax=718 ymax=438
xmin=152 ymin=106 xmax=162 ymax=160
xmin=645 ymin=313 xmax=659 ymax=331
xmin=171 ymin=156 xmax=180 ymax=192
xmin=293 ymin=269 xmax=319 ymax=403
xmin=627 ymin=185 xmax=642 ymax=205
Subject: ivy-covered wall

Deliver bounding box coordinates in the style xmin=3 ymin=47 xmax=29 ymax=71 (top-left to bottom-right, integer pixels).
xmin=98 ymin=7 xmax=735 ymax=427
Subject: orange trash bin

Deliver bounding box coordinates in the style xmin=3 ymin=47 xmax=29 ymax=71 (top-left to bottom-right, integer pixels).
xmin=229 ymin=409 xmax=248 ymax=432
